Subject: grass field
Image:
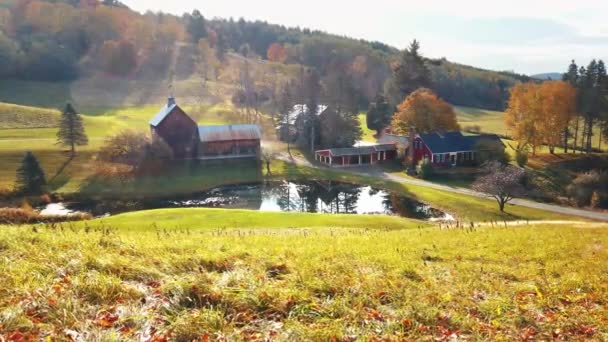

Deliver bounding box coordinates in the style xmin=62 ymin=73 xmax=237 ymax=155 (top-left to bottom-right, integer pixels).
xmin=1 ymin=215 xmax=606 ymax=340
xmin=358 ymin=113 xmax=377 ymax=142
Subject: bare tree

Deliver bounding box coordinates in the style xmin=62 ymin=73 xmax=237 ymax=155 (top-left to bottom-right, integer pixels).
xmin=472 ymin=161 xmax=526 ymax=212
xmin=261 ymin=149 xmax=278 ymax=175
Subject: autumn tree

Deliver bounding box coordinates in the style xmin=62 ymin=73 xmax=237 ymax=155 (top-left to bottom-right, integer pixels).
xmin=366 ymin=93 xmax=392 ymax=135
xmin=472 ymin=161 xmax=526 ymax=212
xmin=505 ymin=82 xmax=543 ymax=153
xmin=267 ymin=42 xmax=287 ymax=63
xmin=506 ymin=81 xmax=577 ymax=154
xmin=538 ymin=81 xmax=577 ymax=153
xmin=15 ymin=151 xmax=46 ymax=194
xmin=57 ymin=103 xmax=88 ymax=155
xmin=390 ymin=88 xmax=459 ymax=134
xmin=98 ymin=39 xmax=137 ymax=76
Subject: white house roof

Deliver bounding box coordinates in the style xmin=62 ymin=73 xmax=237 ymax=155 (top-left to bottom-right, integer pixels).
xmin=283 ymin=104 xmax=328 ymax=125
xmin=198 ymin=125 xmax=262 ymax=142
xmin=149 ymin=103 xmax=177 ymax=127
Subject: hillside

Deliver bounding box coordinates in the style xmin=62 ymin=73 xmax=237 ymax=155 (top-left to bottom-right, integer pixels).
xmin=0 ymin=102 xmax=60 ymax=129
xmin=1 ymin=215 xmax=606 ymax=340
xmin=531 ymin=72 xmax=562 ymax=80
xmin=0 ymin=0 xmax=527 ymax=111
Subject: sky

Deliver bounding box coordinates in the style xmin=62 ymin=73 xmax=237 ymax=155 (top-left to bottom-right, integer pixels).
xmin=125 ymin=0 xmax=608 ymax=75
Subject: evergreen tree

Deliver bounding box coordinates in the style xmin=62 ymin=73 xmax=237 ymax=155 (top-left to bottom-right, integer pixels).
xmin=366 ymin=93 xmax=392 ymax=135
xmin=57 ymin=103 xmax=88 ymax=154
xmin=390 ymin=40 xmax=431 ymax=104
xmin=15 ymin=151 xmax=46 ymax=194
xmin=562 ymin=60 xmax=579 ymax=153
xmin=187 ymin=10 xmax=207 ymax=43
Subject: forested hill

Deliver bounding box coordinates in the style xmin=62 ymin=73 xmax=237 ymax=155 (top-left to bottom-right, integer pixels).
xmin=0 ymin=0 xmax=529 ymax=110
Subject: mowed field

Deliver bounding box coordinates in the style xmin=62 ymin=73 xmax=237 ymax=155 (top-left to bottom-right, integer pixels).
xmin=1 ymin=214 xmax=606 ymax=340
xmin=0 ymin=101 xmax=239 ymax=193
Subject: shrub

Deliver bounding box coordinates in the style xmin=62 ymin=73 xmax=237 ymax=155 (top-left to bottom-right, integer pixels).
xmin=416 ymin=158 xmax=433 ymax=180
xmin=97 ymin=131 xmax=173 ymax=174
xmin=566 ymin=170 xmax=608 ymax=207
xmin=0 ymin=207 xmax=91 ymax=224
xmin=590 ymin=192 xmax=601 ymax=209
xmin=515 ymin=149 xmax=529 ymax=167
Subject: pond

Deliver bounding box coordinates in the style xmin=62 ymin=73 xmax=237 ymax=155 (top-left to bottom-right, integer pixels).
xmin=41 ymin=181 xmax=454 ymax=221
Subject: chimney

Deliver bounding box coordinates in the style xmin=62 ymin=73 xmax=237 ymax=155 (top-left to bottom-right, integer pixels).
xmin=407 ymin=126 xmax=417 ymax=170
xmin=167 ymin=96 xmax=176 ymax=107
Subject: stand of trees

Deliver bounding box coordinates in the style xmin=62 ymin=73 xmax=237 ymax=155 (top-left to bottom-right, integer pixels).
xmin=505 ymin=81 xmax=577 ymax=154
xmin=562 ymin=59 xmax=608 ymax=153
xmin=0 ymin=0 xmax=529 ymax=111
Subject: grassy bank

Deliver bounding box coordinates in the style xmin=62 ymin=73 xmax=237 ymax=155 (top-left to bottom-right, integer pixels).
xmin=1 ymin=219 xmax=606 ymax=340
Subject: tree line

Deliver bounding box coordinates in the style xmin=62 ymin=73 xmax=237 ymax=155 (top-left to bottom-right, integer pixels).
xmin=505 ymin=59 xmax=608 ymax=154
xmin=1 ymin=0 xmax=526 ymax=111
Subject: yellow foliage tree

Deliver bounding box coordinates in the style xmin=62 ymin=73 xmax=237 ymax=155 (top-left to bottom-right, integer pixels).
xmin=390 ymin=88 xmax=459 ymax=134
xmin=506 ymin=81 xmax=576 ymax=154
xmin=267 ymin=43 xmax=287 ymax=63
xmin=538 ymin=81 xmax=577 ymax=153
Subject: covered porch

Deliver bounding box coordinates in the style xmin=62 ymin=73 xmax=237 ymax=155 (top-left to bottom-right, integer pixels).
xmin=315 ymin=144 xmax=397 ymax=167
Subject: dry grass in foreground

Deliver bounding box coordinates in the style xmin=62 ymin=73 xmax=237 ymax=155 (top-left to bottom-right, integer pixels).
xmin=0 ymin=221 xmax=607 ymax=341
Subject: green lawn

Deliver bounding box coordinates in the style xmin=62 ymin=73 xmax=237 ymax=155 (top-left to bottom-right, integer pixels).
xmin=1 ymin=218 xmax=606 ymax=340
xmin=455 ymin=106 xmax=507 ymax=135
xmin=358 ymin=113 xmax=377 ymax=142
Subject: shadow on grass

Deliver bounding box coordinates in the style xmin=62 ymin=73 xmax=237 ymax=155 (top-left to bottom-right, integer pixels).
xmin=76 ymin=159 xmax=264 ymax=201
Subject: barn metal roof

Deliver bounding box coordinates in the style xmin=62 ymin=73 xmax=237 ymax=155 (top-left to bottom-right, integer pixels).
xmin=149 ymin=103 xmax=177 ymax=127
xmin=321 ymin=144 xmax=397 ymax=157
xmin=198 ymin=125 xmax=262 ymax=142
xmin=378 ymin=133 xmax=409 ymax=148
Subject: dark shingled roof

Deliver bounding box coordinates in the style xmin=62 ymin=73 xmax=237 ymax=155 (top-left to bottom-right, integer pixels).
xmin=149 ymin=103 xmax=177 ymax=127
xmin=419 ymin=131 xmax=503 ymax=153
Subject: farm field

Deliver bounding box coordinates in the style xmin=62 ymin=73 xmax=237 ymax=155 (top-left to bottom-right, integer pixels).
xmin=0 ymin=101 xmax=599 ymax=222
xmin=1 ymin=214 xmax=606 ymax=340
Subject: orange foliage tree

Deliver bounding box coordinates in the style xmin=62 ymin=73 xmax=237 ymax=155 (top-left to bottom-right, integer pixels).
xmin=390 ymin=88 xmax=459 ymax=134
xmin=505 ymin=81 xmax=576 ymax=154
xmin=267 ymin=42 xmax=287 ymax=63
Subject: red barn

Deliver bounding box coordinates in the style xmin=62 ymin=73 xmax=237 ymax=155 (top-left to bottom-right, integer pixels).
xmin=149 ymin=97 xmax=262 ymax=161
xmin=315 ymin=144 xmax=397 ymax=167
xmin=149 ymin=97 xmax=199 ymax=158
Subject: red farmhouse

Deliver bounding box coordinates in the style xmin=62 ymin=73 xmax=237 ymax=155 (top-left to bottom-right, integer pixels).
xmin=410 ymin=131 xmax=504 ymax=167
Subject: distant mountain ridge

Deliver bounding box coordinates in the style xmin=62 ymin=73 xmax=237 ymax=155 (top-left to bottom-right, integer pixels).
xmin=531 ymin=72 xmax=563 ymax=80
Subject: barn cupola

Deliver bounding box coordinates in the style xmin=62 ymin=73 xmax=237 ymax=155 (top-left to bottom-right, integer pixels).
xmin=167 ymin=96 xmax=176 ymax=107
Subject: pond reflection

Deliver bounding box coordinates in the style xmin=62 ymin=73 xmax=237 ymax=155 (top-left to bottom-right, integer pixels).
xmin=52 ymin=181 xmax=451 ymax=221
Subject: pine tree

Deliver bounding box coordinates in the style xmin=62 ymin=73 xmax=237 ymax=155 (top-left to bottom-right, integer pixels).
xmin=187 ymin=10 xmax=207 ymax=43
xmin=391 ymin=40 xmax=431 ymax=103
xmin=16 ymin=151 xmax=46 ymax=194
xmin=562 ymin=60 xmax=579 ymax=153
xmin=57 ymin=103 xmax=88 ymax=155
